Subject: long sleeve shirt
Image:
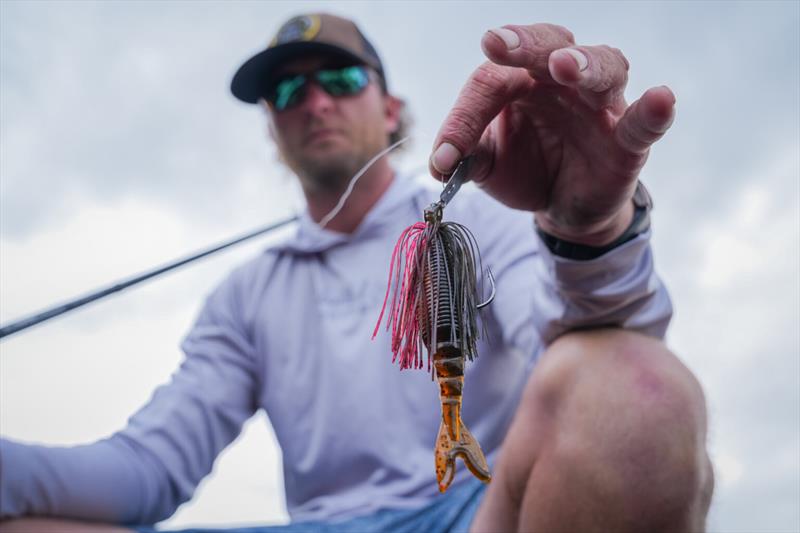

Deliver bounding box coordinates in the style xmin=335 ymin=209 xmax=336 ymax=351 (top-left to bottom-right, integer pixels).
xmin=0 ymin=173 xmax=672 ymax=525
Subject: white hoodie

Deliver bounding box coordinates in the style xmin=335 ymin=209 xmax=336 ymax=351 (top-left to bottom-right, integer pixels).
xmin=0 ymin=173 xmax=672 ymax=525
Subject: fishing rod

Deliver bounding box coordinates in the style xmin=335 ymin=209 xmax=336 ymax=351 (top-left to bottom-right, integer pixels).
xmin=0 ymin=215 xmax=298 ymax=341
xmin=0 ymin=138 xmax=413 ymax=342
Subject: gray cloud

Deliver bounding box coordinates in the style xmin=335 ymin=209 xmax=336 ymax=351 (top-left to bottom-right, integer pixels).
xmin=1 ymin=1 xmax=798 ymax=531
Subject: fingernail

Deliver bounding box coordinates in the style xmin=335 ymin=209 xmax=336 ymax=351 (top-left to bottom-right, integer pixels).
xmin=562 ymin=48 xmax=588 ymax=71
xmin=488 ymin=27 xmax=520 ymax=50
xmin=431 ymin=142 xmax=461 ymax=174
xmin=660 ymin=85 xmax=677 ymax=103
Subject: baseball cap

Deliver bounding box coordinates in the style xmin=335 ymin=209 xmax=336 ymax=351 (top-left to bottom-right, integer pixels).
xmin=231 ymin=13 xmax=387 ymax=104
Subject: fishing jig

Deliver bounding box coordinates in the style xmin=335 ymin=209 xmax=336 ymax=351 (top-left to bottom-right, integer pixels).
xmin=374 ymin=157 xmax=495 ymax=492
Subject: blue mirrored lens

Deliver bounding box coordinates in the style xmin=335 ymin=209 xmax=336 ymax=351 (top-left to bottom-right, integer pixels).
xmin=268 ymin=66 xmax=370 ymax=111
xmin=315 ymin=66 xmax=369 ymax=96
xmin=272 ymin=75 xmax=307 ymax=111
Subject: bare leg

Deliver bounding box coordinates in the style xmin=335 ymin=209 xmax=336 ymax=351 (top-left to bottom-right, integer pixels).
xmin=471 ymin=328 xmax=714 ymax=532
xmin=0 ymin=518 xmax=132 ymax=533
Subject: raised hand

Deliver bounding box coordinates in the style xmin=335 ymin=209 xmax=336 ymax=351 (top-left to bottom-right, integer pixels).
xmin=430 ymin=23 xmax=675 ymax=246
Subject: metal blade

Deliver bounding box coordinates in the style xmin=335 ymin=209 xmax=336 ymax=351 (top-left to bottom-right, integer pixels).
xmin=439 ymin=156 xmax=472 ymax=207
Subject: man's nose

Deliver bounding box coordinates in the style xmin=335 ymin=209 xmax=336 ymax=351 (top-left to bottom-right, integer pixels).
xmin=300 ymin=82 xmax=335 ymax=114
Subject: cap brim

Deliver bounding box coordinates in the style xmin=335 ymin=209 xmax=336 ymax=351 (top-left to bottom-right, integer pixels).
xmin=231 ymin=42 xmax=374 ymax=104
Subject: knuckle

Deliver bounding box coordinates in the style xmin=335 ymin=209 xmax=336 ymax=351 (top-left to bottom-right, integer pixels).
xmin=584 ymin=45 xmax=629 ymax=92
xmin=520 ymin=22 xmax=575 ymax=47
xmin=610 ymin=48 xmax=630 ymax=84
xmin=615 ymin=118 xmax=653 ymax=156
xmin=611 ymin=46 xmax=631 ymax=71
xmin=615 ymin=147 xmax=650 ymax=173
xmin=552 ymin=24 xmax=576 ymax=43
xmin=617 ymin=123 xmax=649 ymax=153
xmin=440 ymin=62 xmax=509 ymax=150
xmin=442 ymin=108 xmax=484 ymax=149
xmin=604 ymin=47 xmax=630 ymax=85
xmin=598 ymin=45 xmax=628 ymax=64
xmin=470 ymin=63 xmax=505 ymax=99
xmin=541 ymin=23 xmax=575 ymax=43
xmin=599 ymin=45 xmax=629 ymax=75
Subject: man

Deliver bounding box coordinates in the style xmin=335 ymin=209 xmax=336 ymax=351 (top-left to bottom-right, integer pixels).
xmin=0 ymin=13 xmax=712 ymax=533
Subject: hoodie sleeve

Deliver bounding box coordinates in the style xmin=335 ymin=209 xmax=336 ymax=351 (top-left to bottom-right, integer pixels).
xmin=463 ymin=193 xmax=672 ymax=357
xmin=0 ymin=273 xmax=260 ymax=525
xmin=529 ymin=230 xmax=672 ymax=343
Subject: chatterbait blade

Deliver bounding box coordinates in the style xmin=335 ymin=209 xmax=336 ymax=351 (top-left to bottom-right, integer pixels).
xmin=373 ymin=157 xmax=493 ymax=492
xmin=438 ymin=156 xmax=471 ymax=207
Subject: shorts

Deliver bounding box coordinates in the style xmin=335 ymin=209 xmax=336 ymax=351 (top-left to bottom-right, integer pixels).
xmin=136 ymin=477 xmax=487 ymax=533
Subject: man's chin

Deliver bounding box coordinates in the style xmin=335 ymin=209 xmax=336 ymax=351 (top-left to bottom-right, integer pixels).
xmin=303 ymin=148 xmax=353 ymax=169
xmin=298 ymin=151 xmax=362 ymax=191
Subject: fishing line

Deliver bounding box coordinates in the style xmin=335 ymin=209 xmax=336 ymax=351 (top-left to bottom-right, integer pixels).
xmin=318 ymin=136 xmax=410 ymax=229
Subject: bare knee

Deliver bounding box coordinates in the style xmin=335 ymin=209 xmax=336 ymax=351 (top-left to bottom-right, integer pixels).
xmin=526 ymin=328 xmax=712 ymax=525
xmin=535 ymin=328 xmax=708 ymax=428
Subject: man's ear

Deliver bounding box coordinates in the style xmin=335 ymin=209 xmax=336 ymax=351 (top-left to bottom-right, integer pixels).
xmin=383 ymin=94 xmax=404 ymax=136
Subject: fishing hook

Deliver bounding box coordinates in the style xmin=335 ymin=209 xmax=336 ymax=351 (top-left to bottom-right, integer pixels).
xmin=477 ymin=269 xmax=495 ymax=309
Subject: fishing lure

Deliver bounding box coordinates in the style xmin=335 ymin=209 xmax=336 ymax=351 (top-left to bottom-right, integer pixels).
xmin=374 ymin=158 xmax=495 ymax=493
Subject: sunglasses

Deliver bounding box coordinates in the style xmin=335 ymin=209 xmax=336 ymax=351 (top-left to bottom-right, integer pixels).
xmin=265 ymin=65 xmax=371 ymax=112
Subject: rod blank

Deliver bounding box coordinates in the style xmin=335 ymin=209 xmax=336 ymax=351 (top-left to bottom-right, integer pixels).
xmin=0 ymin=216 xmax=298 ymax=341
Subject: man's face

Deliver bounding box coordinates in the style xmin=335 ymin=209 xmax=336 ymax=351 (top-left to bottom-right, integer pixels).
xmin=264 ymin=55 xmax=400 ymax=194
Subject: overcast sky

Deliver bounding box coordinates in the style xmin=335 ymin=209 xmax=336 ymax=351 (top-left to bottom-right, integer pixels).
xmin=1 ymin=1 xmax=798 ymax=531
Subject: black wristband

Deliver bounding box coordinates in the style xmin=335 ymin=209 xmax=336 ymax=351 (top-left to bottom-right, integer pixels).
xmin=536 ymin=182 xmax=653 ymax=261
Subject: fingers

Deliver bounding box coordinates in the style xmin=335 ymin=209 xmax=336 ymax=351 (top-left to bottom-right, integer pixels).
xmin=429 ymin=62 xmax=532 ymax=178
xmin=428 ymin=22 xmax=576 ymax=179
xmin=431 ymin=22 xmax=646 ymax=178
xmin=483 ymin=24 xmax=630 ymax=111
xmin=615 ymin=86 xmax=676 ymax=154
xmin=549 ymin=44 xmax=629 ymax=110
xmin=481 ymin=23 xmax=575 ymax=83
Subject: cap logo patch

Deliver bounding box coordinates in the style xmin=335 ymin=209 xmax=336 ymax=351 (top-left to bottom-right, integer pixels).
xmin=271 ymin=15 xmax=321 ymax=46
